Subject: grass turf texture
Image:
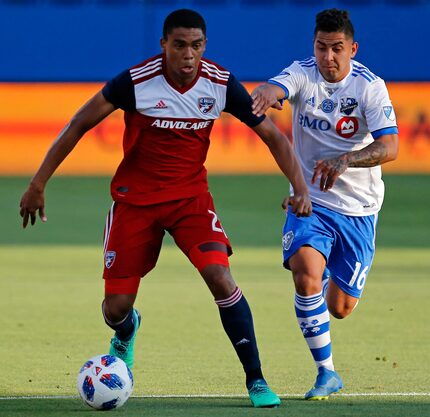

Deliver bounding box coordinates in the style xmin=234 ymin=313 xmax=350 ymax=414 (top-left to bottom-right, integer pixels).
xmin=1 ymin=397 xmax=429 ymax=417
xmin=2 ymin=174 xmax=429 ymax=247
xmin=1 ymin=175 xmax=429 ymax=416
xmin=1 ymin=246 xmax=429 ymax=396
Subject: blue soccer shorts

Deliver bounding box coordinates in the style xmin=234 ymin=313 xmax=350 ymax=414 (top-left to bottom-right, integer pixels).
xmin=282 ymin=203 xmax=378 ymax=298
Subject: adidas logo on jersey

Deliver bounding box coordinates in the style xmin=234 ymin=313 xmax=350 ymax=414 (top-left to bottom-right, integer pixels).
xmin=154 ymin=100 xmax=168 ymax=109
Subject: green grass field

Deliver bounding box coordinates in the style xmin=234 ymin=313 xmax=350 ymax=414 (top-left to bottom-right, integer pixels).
xmin=2 ymin=175 xmax=429 ymax=247
xmin=1 ymin=175 xmax=429 ymax=416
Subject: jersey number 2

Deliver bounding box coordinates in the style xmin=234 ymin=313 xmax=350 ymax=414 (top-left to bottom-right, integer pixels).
xmin=208 ymin=210 xmax=227 ymax=237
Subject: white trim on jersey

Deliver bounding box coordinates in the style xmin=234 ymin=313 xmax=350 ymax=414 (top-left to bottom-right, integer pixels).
xmin=131 ymin=66 xmax=162 ymax=82
xmin=131 ymin=63 xmax=163 ymax=82
xmin=130 ymin=58 xmax=163 ymax=80
xmin=201 ymin=67 xmax=229 ymax=82
xmin=201 ymin=61 xmax=230 ymax=78
xmin=130 ymin=57 xmax=162 ymax=75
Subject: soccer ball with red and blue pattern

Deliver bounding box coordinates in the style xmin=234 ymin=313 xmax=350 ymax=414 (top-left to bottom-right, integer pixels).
xmin=77 ymin=354 xmax=133 ymax=410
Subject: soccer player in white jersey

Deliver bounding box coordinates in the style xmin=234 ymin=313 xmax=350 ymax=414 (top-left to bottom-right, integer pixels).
xmin=20 ymin=9 xmax=312 ymax=408
xmin=252 ymin=9 xmax=399 ymax=400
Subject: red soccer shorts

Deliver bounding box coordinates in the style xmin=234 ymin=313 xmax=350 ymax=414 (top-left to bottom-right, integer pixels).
xmin=103 ymin=192 xmax=232 ymax=288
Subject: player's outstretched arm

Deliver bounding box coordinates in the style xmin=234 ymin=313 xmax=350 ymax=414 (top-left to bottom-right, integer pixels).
xmin=251 ymin=83 xmax=285 ymax=117
xmin=253 ymin=117 xmax=312 ymax=217
xmin=312 ymin=133 xmax=399 ymax=192
xmin=20 ymin=91 xmax=116 ymax=228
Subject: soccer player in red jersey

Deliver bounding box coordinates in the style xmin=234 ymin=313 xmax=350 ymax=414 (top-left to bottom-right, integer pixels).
xmin=20 ymin=9 xmax=311 ymax=407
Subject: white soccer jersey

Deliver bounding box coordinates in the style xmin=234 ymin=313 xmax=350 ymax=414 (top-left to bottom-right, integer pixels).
xmin=269 ymin=57 xmax=398 ymax=216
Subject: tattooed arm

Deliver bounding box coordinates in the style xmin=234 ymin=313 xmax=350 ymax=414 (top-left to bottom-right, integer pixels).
xmin=312 ymin=133 xmax=399 ymax=192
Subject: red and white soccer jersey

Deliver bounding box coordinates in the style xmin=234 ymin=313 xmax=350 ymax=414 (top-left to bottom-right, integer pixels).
xmin=269 ymin=58 xmax=398 ymax=216
xmin=102 ymin=54 xmax=264 ymax=206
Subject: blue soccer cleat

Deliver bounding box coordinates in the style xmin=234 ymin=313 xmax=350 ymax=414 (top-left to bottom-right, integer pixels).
xmin=247 ymin=379 xmax=281 ymax=408
xmin=109 ymin=309 xmax=141 ymax=370
xmin=305 ymin=367 xmax=343 ymax=400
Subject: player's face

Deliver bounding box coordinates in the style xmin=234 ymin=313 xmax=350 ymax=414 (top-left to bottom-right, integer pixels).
xmin=314 ymin=31 xmax=358 ymax=83
xmin=161 ymin=27 xmax=207 ymax=87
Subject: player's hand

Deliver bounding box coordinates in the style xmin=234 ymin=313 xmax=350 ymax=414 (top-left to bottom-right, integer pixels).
xmin=251 ymin=84 xmax=283 ymax=117
xmin=312 ymin=156 xmax=348 ymax=192
xmin=282 ymin=193 xmax=312 ymax=217
xmin=19 ymin=183 xmax=47 ymax=228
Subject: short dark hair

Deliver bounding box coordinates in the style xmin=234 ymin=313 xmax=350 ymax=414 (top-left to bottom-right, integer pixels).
xmin=314 ymin=9 xmax=354 ymax=39
xmin=163 ymin=9 xmax=206 ymax=40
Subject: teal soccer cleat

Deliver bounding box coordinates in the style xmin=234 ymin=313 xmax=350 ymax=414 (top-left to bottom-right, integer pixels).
xmin=247 ymin=379 xmax=281 ymax=408
xmin=305 ymin=367 xmax=343 ymax=400
xmin=109 ymin=309 xmax=141 ymax=370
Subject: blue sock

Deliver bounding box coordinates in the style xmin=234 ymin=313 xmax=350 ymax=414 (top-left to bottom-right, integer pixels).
xmin=216 ymin=287 xmax=263 ymax=386
xmin=295 ymin=291 xmax=334 ymax=371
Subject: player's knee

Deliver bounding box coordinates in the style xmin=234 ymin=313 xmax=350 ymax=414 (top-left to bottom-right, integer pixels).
xmin=189 ymin=241 xmax=235 ymax=297
xmin=201 ymin=264 xmax=236 ymax=299
xmin=292 ymin=271 xmax=322 ymax=296
xmin=328 ymin=300 xmax=357 ymax=319
xmin=103 ymin=294 xmax=135 ymax=324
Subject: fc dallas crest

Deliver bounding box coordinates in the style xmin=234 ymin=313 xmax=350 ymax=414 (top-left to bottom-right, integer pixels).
xmin=198 ymin=97 xmax=216 ymax=114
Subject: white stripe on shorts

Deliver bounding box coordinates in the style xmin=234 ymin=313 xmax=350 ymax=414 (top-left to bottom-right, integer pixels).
xmin=103 ymin=202 xmax=115 ymax=254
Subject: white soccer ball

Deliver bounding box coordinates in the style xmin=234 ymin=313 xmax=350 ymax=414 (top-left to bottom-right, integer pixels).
xmin=77 ymin=354 xmax=133 ymax=410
